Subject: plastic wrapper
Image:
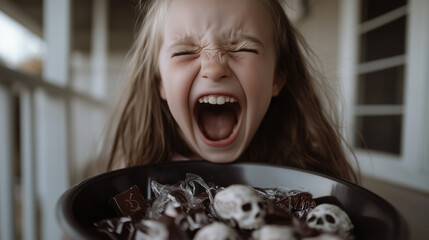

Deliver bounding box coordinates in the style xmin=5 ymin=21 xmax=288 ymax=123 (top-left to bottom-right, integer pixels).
xmin=146 ymin=173 xmax=219 ymax=220
xmin=254 ymin=187 xmax=317 ymax=219
xmin=94 ymin=173 xmax=353 ymax=240
xmin=94 ymin=216 xmax=136 ymax=240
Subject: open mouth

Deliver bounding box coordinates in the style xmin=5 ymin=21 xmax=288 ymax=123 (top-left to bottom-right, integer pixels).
xmin=194 ymin=95 xmax=241 ymax=143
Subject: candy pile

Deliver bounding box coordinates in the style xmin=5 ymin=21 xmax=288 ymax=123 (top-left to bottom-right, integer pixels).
xmin=94 ymin=174 xmax=354 ymax=239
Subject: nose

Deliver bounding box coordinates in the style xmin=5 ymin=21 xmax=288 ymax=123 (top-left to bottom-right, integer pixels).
xmin=200 ymin=53 xmax=230 ymax=81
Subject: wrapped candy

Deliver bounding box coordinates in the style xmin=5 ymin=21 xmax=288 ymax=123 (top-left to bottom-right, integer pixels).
xmin=94 ymin=174 xmax=354 ymax=240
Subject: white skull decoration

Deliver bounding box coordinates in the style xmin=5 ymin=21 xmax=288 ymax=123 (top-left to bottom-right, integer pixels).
xmin=306 ymin=204 xmax=353 ymax=236
xmin=134 ymin=220 xmax=169 ymax=240
xmin=194 ymin=222 xmax=241 ymax=240
xmin=302 ymin=233 xmax=344 ymax=240
xmin=213 ymin=184 xmax=266 ymax=230
xmin=252 ymin=225 xmax=297 ymax=240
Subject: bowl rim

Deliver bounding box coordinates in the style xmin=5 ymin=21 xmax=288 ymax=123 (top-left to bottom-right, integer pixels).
xmin=56 ymin=160 xmax=409 ymax=240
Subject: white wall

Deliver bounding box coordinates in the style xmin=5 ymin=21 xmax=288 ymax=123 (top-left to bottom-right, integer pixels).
xmin=293 ymin=1 xmax=429 ymax=239
xmin=294 ymin=0 xmax=341 ymax=92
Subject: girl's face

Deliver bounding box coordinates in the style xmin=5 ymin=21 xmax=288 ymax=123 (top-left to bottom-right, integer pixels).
xmin=158 ymin=0 xmax=282 ymax=162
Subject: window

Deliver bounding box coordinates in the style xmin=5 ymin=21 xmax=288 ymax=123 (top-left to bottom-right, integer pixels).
xmin=356 ymin=0 xmax=407 ymax=155
xmin=339 ymin=0 xmax=429 ymax=192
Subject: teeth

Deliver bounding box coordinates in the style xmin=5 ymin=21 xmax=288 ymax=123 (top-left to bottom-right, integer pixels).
xmin=209 ymin=96 xmax=216 ymax=104
xmin=198 ymin=95 xmax=237 ymax=105
xmin=217 ymin=96 xmax=225 ymax=104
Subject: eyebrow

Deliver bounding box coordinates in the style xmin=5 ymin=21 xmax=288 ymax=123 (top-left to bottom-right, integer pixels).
xmin=167 ymin=37 xmax=198 ymax=50
xmin=167 ymin=34 xmax=264 ymax=51
xmin=230 ymin=35 xmax=264 ymax=48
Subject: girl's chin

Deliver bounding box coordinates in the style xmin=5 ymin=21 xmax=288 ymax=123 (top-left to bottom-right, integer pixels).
xmin=200 ymin=156 xmax=237 ymax=163
xmin=194 ymin=146 xmax=244 ymax=163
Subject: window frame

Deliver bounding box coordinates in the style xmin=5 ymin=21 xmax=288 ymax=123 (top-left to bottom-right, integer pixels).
xmin=339 ymin=0 xmax=429 ymax=192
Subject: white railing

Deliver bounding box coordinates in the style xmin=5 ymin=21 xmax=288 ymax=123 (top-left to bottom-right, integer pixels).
xmin=0 ymin=80 xmax=15 ymax=240
xmin=0 ymin=65 xmax=109 ymax=240
xmin=0 ymin=1 xmax=111 ymax=239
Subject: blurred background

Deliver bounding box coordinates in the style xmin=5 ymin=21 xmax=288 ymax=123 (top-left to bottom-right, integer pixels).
xmin=0 ymin=0 xmax=428 ymax=239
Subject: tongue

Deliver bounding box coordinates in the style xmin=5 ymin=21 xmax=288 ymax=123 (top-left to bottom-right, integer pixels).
xmin=200 ymin=108 xmax=236 ymax=141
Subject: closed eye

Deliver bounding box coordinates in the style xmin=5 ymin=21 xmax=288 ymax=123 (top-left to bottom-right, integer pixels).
xmin=171 ymin=51 xmax=198 ymax=57
xmin=232 ymin=48 xmax=259 ymax=54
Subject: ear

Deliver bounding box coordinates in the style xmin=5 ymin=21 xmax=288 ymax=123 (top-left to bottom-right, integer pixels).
xmin=158 ymin=79 xmax=167 ymax=100
xmin=272 ymin=74 xmax=286 ymax=97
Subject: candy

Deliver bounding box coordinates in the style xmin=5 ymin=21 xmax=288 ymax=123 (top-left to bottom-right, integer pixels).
xmin=214 ymin=184 xmax=266 ymax=230
xmin=109 ymin=185 xmax=146 ymax=218
xmin=95 ymin=174 xmax=354 ymax=240
xmin=306 ymin=204 xmax=353 ymax=237
xmin=194 ymin=222 xmax=241 ymax=240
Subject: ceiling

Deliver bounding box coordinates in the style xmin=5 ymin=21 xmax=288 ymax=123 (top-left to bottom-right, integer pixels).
xmin=1 ymin=0 xmax=138 ymax=53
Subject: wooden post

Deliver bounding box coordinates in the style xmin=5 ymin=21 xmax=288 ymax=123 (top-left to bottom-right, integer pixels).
xmin=0 ymin=85 xmax=15 ymax=240
xmin=40 ymin=0 xmax=71 ymax=239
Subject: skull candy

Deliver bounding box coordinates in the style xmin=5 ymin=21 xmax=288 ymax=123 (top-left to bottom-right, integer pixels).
xmin=302 ymin=233 xmax=344 ymax=240
xmin=252 ymin=225 xmax=297 ymax=240
xmin=134 ymin=220 xmax=169 ymax=240
xmin=306 ymin=204 xmax=353 ymax=236
xmin=194 ymin=222 xmax=241 ymax=240
xmin=214 ymin=184 xmax=266 ymax=230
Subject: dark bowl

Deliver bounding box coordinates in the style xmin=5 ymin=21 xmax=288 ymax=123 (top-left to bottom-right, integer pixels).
xmin=57 ymin=161 xmax=408 ymax=240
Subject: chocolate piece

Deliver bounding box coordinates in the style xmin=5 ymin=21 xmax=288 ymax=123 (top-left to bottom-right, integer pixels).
xmin=168 ymin=189 xmax=191 ymax=206
xmin=289 ymin=192 xmax=317 ymax=212
xmin=159 ymin=215 xmax=190 ymax=240
xmin=95 ymin=175 xmax=354 ymax=240
xmin=294 ymin=220 xmax=322 ymax=238
xmin=265 ymin=204 xmax=294 ymax=225
xmin=273 ymin=192 xmax=316 ymax=219
xmin=109 ymin=185 xmax=146 ymax=217
xmin=94 ymin=216 xmax=135 ymax=240
xmin=167 ymin=207 xmax=212 ymax=235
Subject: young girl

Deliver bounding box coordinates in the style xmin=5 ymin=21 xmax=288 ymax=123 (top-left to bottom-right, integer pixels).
xmin=102 ymin=0 xmax=358 ymax=182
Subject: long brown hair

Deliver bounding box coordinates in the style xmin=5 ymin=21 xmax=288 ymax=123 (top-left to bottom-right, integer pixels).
xmin=102 ymin=0 xmax=359 ymax=182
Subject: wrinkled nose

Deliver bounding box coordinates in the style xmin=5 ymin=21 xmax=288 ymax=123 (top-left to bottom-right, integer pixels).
xmin=200 ymin=53 xmax=230 ymax=81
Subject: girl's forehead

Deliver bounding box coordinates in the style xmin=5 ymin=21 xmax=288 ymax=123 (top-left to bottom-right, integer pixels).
xmin=162 ymin=0 xmax=274 ymax=44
